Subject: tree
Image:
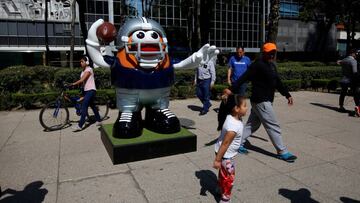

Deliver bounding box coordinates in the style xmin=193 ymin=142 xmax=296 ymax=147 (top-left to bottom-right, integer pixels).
xmin=44 ymin=0 xmax=50 ymax=66
xmin=70 ymin=0 xmax=76 ymax=69
xmin=76 ymin=0 xmax=88 ymax=56
xmin=142 ymin=0 xmax=155 ymax=17
xmin=299 ymin=0 xmax=360 ymax=54
xmin=266 ymin=0 xmax=280 ymax=43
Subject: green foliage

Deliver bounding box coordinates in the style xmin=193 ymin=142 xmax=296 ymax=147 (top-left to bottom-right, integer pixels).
xmin=0 ymin=62 xmax=343 ymax=110
xmin=282 ymin=80 xmax=302 ymax=91
xmin=53 ymin=69 xmax=82 ymax=89
xmin=176 ymin=85 xmax=196 ymax=99
xmin=311 ymin=78 xmax=340 ymax=92
xmin=53 ymin=68 xmax=111 ymax=89
xmin=0 ymin=65 xmax=58 ymax=94
xmin=277 ymin=65 xmax=341 ymax=88
xmin=211 ymin=84 xmax=229 ymax=99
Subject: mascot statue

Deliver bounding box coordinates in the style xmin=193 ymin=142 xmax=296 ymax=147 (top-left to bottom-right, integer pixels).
xmin=86 ymin=17 xmax=219 ymax=138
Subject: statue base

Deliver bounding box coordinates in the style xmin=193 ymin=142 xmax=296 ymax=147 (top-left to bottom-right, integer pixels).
xmin=100 ymin=124 xmax=197 ymax=164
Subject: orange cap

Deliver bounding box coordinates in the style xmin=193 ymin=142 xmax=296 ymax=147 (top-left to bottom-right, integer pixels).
xmin=263 ymin=43 xmax=277 ymax=52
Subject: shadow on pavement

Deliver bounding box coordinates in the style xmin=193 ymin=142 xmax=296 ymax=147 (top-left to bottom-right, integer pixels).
xmin=205 ymin=138 xmax=217 ymax=146
xmin=310 ymin=102 xmax=354 ymax=116
xmin=179 ymin=118 xmax=196 ymax=129
xmin=249 ymin=135 xmax=269 ymax=142
xmin=340 ymin=196 xmax=360 ymax=203
xmin=187 ymin=105 xmax=202 ymax=112
xmin=195 ymin=170 xmax=220 ymax=202
xmin=0 ymin=181 xmax=48 ymax=203
xmin=244 ymin=141 xmax=278 ymax=159
xmin=279 ymin=188 xmax=320 ymax=203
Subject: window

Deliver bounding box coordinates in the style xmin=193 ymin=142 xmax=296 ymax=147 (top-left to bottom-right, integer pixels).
xmin=280 ymin=0 xmax=300 ymax=17
xmin=0 ymin=22 xmax=8 ymax=35
xmin=18 ymin=22 xmax=27 ymax=35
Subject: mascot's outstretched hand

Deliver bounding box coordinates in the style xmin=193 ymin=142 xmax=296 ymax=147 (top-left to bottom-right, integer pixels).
xmin=173 ymin=44 xmax=219 ymax=69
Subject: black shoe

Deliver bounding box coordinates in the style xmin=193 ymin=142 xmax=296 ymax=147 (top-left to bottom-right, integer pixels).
xmin=145 ymin=108 xmax=181 ymax=134
xmin=113 ymin=111 xmax=142 ymax=138
xmin=199 ymin=110 xmax=208 ymax=116
xmin=338 ymin=106 xmax=347 ymax=113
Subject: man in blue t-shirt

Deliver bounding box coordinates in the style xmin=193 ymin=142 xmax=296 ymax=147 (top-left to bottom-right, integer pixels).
xmin=227 ymin=46 xmax=251 ymax=96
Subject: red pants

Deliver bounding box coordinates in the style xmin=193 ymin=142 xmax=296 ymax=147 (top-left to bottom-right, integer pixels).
xmin=218 ymin=158 xmax=235 ymax=202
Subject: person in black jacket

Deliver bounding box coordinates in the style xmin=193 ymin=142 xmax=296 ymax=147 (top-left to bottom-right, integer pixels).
xmin=337 ymin=49 xmax=360 ymax=116
xmin=223 ymin=42 xmax=297 ymax=162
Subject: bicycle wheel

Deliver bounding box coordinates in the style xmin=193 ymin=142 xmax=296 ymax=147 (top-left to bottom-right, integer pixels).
xmin=39 ymin=101 xmax=69 ymax=131
xmin=88 ymin=96 xmax=110 ymax=121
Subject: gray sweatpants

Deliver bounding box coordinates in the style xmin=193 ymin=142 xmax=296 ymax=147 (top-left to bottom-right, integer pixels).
xmin=241 ymin=101 xmax=288 ymax=154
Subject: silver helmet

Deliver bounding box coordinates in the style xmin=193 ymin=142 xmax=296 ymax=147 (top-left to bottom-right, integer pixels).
xmin=116 ymin=17 xmax=168 ymax=67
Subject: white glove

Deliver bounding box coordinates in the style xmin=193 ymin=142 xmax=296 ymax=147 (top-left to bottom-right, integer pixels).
xmin=86 ymin=19 xmax=111 ymax=68
xmin=173 ymin=44 xmax=219 ymax=69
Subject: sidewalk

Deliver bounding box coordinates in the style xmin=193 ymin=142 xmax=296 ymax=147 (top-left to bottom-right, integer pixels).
xmin=1 ymin=91 xmax=360 ymax=202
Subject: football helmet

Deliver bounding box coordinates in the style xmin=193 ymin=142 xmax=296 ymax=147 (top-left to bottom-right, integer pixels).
xmin=116 ymin=17 xmax=168 ymax=67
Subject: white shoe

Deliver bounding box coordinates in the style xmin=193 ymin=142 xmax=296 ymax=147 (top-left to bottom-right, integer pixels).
xmin=96 ymin=121 xmax=102 ymax=126
xmin=72 ymin=125 xmax=82 ymax=131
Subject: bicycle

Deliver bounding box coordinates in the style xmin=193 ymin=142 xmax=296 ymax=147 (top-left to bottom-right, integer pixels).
xmin=39 ymin=85 xmax=110 ymax=131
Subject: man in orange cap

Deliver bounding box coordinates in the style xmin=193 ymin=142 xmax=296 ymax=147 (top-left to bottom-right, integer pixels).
xmin=223 ymin=42 xmax=297 ymax=162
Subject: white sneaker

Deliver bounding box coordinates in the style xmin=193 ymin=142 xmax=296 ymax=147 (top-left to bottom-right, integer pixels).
xmin=72 ymin=125 xmax=82 ymax=131
xmin=96 ymin=121 xmax=102 ymax=126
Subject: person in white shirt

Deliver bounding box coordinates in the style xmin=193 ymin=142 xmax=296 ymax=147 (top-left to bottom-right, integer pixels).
xmin=71 ymin=56 xmax=102 ymax=131
xmin=194 ymin=57 xmax=217 ymax=115
xmin=213 ymin=94 xmax=248 ymax=203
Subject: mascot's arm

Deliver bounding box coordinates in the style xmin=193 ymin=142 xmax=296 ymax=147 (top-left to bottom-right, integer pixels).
xmin=173 ymin=44 xmax=219 ymax=69
xmin=86 ymin=19 xmax=112 ymax=68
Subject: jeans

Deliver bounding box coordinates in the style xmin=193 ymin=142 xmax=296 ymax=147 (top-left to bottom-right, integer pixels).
xmin=79 ymin=90 xmax=101 ymax=128
xmin=196 ymin=78 xmax=212 ymax=111
xmin=232 ymin=82 xmax=248 ymax=96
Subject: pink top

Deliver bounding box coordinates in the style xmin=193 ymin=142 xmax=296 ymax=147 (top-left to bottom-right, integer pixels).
xmin=81 ymin=67 xmax=96 ymax=91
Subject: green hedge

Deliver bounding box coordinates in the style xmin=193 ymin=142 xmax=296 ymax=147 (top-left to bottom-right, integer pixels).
xmin=0 ymin=62 xmax=343 ymax=110
xmin=53 ymin=68 xmax=111 ymax=89
xmin=282 ymin=79 xmax=302 ymax=91
xmin=1 ymin=89 xmax=117 ymax=110
xmin=311 ymin=78 xmax=340 ymax=92
xmin=0 ymin=65 xmax=59 ymax=94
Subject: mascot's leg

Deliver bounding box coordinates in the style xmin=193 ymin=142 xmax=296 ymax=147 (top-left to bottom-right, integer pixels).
xmin=144 ymin=88 xmax=181 ymax=134
xmin=113 ymin=88 xmax=143 ymax=138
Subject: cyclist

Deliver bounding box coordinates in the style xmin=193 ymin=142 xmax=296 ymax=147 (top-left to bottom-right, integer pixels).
xmin=70 ymin=56 xmax=102 ymax=131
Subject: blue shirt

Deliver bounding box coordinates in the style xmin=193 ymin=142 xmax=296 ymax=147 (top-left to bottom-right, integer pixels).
xmin=228 ymin=55 xmax=251 ymax=83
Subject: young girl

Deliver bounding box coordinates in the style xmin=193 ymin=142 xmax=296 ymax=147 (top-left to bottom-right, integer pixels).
xmin=213 ymin=94 xmax=248 ymax=203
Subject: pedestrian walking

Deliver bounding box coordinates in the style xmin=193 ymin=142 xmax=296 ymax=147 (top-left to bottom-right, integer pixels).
xmin=227 ymin=46 xmax=251 ymax=96
xmin=223 ymin=42 xmax=297 ymax=162
xmin=71 ymin=56 xmax=102 ymax=131
xmin=195 ymin=57 xmax=216 ymax=115
xmin=337 ymin=49 xmax=360 ymax=116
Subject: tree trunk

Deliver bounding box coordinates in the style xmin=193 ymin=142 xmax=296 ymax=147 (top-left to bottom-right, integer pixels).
xmin=70 ymin=0 xmax=76 ymax=69
xmin=200 ymin=0 xmax=214 ymax=45
xmin=76 ymin=0 xmax=88 ymax=55
xmin=44 ymin=0 xmax=50 ymax=66
xmin=191 ymin=0 xmax=201 ymax=51
xmin=266 ymin=0 xmax=280 ymax=43
xmin=345 ymin=17 xmax=351 ymax=54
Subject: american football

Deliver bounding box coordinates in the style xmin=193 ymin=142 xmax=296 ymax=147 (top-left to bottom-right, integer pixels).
xmin=96 ymin=22 xmax=117 ymax=43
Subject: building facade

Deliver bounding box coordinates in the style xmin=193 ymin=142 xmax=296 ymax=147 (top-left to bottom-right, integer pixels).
xmin=0 ymin=0 xmax=269 ymax=67
xmin=0 ymin=0 xmax=341 ymax=67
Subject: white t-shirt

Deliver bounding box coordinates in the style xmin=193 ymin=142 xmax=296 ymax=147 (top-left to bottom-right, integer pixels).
xmin=214 ymin=115 xmax=243 ymax=159
xmin=80 ymin=67 xmax=96 ymax=91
